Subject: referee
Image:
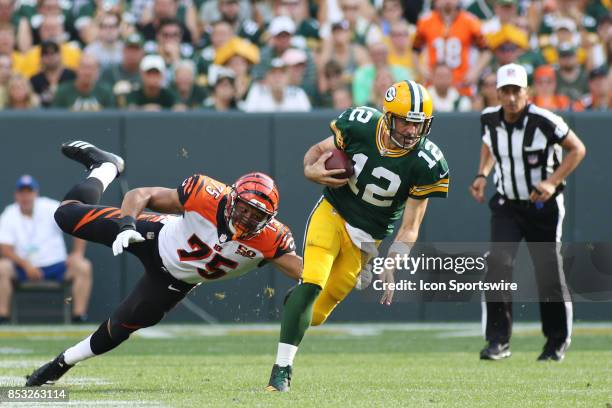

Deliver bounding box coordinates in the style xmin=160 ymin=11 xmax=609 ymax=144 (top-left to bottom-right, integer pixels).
xmin=470 ymin=64 xmax=586 ymax=361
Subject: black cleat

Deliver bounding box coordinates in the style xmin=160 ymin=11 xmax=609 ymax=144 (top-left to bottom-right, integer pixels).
xmin=266 ymin=364 xmax=292 ymax=392
xmin=480 ymin=342 xmax=511 ymax=360
xmin=25 ymin=353 xmax=74 ymax=386
xmin=537 ymin=340 xmax=567 ymax=362
xmin=61 ymin=140 xmax=125 ymax=175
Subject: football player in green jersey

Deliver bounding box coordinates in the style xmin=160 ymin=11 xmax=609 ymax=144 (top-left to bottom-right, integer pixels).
xmin=267 ymin=80 xmax=450 ymax=392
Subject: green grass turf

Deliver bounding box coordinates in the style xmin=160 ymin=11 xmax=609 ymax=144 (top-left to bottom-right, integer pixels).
xmin=0 ymin=324 xmax=610 ymax=407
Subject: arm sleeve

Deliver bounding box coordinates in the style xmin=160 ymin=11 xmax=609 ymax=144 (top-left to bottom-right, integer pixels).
xmin=0 ymin=210 xmax=16 ymax=245
xmin=329 ymin=108 xmax=355 ymax=151
xmin=177 ymin=174 xmax=206 ymax=209
xmin=541 ymin=112 xmax=570 ymax=143
xmin=271 ymin=225 xmax=296 ymax=259
xmin=408 ymin=156 xmax=450 ymax=200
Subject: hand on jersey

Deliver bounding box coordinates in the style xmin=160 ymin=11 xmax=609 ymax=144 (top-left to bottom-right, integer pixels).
xmin=305 ymin=151 xmax=349 ymax=188
xmin=112 ymin=229 xmax=145 ymax=256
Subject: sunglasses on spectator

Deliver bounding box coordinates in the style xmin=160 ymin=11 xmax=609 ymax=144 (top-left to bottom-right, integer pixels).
xmin=160 ymin=31 xmax=181 ymax=38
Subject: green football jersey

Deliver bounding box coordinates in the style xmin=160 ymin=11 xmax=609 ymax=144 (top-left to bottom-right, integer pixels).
xmin=323 ymin=106 xmax=449 ymax=240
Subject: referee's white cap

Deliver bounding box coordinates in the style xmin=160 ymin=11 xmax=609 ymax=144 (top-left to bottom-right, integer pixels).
xmin=496 ymin=63 xmax=528 ymax=89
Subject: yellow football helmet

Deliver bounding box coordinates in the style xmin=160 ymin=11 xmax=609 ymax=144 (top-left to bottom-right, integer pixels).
xmin=383 ymin=80 xmax=434 ymax=149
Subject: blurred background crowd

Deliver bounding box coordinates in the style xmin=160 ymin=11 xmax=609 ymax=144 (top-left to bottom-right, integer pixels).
xmin=0 ymin=0 xmax=609 ymax=112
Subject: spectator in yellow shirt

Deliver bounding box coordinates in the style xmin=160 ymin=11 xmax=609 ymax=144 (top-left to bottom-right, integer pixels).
xmin=19 ymin=15 xmax=81 ymax=78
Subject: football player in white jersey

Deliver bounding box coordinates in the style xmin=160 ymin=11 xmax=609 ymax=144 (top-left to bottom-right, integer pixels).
xmin=25 ymin=141 xmax=302 ymax=386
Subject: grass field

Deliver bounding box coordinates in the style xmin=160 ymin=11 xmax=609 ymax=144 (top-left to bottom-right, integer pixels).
xmin=0 ymin=323 xmax=611 ymax=407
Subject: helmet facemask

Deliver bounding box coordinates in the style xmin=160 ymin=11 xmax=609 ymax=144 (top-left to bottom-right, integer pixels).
xmin=226 ymin=188 xmax=276 ymax=240
xmin=385 ymin=111 xmax=434 ymax=150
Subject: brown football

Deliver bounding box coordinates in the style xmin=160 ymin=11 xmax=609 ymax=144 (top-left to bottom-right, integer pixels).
xmin=325 ymin=149 xmax=354 ymax=179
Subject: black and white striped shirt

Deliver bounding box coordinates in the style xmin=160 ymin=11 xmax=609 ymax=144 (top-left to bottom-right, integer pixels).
xmin=481 ymin=104 xmax=570 ymax=200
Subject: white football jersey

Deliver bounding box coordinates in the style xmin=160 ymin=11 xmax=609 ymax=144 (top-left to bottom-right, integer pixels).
xmin=157 ymin=174 xmax=295 ymax=284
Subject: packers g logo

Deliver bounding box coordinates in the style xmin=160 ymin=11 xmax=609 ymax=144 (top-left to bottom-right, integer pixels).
xmin=385 ymin=86 xmax=396 ymax=102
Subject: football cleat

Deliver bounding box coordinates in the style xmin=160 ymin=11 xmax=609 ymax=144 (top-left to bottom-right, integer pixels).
xmin=266 ymin=364 xmax=292 ymax=392
xmin=479 ymin=342 xmax=511 ymax=360
xmin=61 ymin=140 xmax=125 ymax=175
xmin=25 ymin=353 xmax=74 ymax=386
xmin=537 ymin=340 xmax=567 ymax=362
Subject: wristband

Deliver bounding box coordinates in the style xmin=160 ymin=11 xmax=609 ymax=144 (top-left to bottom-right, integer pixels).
xmin=116 ymin=215 xmax=137 ymax=232
xmin=474 ymin=174 xmax=487 ymax=180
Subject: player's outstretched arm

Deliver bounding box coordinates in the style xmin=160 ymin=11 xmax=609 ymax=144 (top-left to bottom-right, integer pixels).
xmin=270 ymin=252 xmax=302 ymax=281
xmin=112 ymin=188 xmax=185 ymax=256
xmin=304 ymin=136 xmax=349 ymax=187
xmin=379 ymin=198 xmax=429 ymax=306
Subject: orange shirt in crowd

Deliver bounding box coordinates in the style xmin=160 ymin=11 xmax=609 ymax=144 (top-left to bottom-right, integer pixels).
xmin=413 ymin=10 xmax=487 ymax=90
xmin=532 ymin=95 xmax=570 ymax=111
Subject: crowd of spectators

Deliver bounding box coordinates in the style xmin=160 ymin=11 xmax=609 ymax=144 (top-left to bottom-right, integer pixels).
xmin=0 ymin=0 xmax=609 ymax=112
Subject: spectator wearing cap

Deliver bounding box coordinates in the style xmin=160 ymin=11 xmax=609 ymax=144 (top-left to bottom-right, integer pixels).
xmin=317 ymin=19 xmax=369 ymax=92
xmin=556 ymin=43 xmax=588 ymax=102
xmin=275 ymin=0 xmax=320 ymax=49
xmin=535 ymin=0 xmax=599 ymax=35
xmin=203 ymin=65 xmax=238 ymax=111
xmin=243 ymin=57 xmax=311 ymax=112
xmin=531 ymin=64 xmax=570 ymax=111
xmin=213 ymin=36 xmax=260 ymax=101
xmin=0 ymin=54 xmax=12 ymax=109
xmin=100 ymin=33 xmax=145 ymax=107
xmin=30 ymin=40 xmax=75 ymax=108
xmin=487 ymin=24 xmax=546 ymax=84
xmin=84 ymin=13 xmax=124 ymax=71
xmin=252 ymin=15 xmax=316 ymax=86
xmin=195 ymin=20 xmax=236 ymax=81
xmin=139 ymin=0 xmax=194 ymax=45
xmin=171 ymin=59 xmax=207 ymax=109
xmin=52 ymin=54 xmax=114 ymax=110
xmin=481 ymin=0 xmax=520 ymax=35
xmin=427 ymin=62 xmax=472 ymax=112
xmin=20 ymin=15 xmax=82 ymax=78
xmin=352 ymin=41 xmax=410 ymax=106
xmin=0 ymin=175 xmax=92 ymax=324
xmin=282 ymin=47 xmax=317 ymax=101
xmin=572 ymin=67 xmax=611 ymax=111
xmin=127 ymin=54 xmax=177 ymax=110
xmin=6 ymin=73 xmax=39 ymax=109
xmin=540 ymin=18 xmax=589 ymax=67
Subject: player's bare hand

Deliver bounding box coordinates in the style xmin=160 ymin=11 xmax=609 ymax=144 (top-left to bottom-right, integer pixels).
xmin=24 ymin=264 xmax=43 ymax=281
xmin=379 ymin=268 xmax=395 ymax=306
xmin=304 ymin=151 xmax=349 ymax=187
xmin=112 ymin=230 xmax=145 ymax=256
xmin=529 ymin=180 xmax=556 ymax=203
xmin=469 ymin=177 xmax=487 ymax=203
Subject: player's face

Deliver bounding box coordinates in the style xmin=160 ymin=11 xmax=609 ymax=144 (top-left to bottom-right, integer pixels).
xmin=231 ymin=199 xmax=270 ymax=237
xmin=498 ymin=85 xmax=528 ymax=115
xmin=15 ymin=188 xmax=37 ymax=214
xmin=392 ymin=118 xmax=422 ymax=149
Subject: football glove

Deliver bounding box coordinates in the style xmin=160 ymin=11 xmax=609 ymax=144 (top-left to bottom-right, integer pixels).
xmin=112 ymin=216 xmax=145 ymax=256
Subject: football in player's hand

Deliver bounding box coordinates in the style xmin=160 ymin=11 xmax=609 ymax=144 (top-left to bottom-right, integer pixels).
xmin=325 ymin=149 xmax=354 ymax=179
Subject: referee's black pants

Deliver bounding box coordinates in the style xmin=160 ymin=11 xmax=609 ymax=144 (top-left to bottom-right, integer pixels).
xmin=483 ymin=193 xmax=572 ymax=348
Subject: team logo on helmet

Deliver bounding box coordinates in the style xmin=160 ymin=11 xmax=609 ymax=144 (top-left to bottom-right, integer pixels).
xmin=385 ymin=86 xmax=396 ymax=102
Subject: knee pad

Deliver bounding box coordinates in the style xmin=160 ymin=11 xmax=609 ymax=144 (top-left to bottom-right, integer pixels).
xmin=54 ymin=204 xmax=74 ymax=234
